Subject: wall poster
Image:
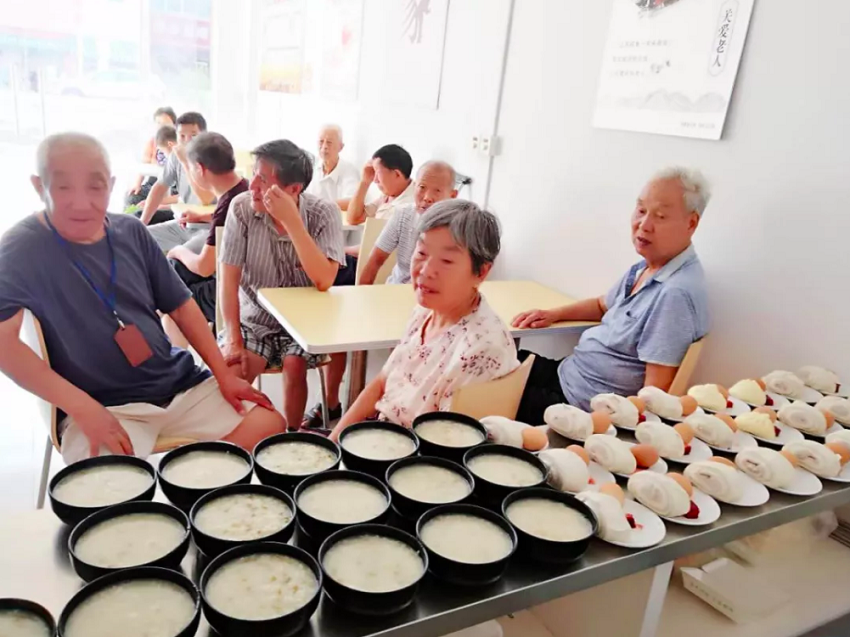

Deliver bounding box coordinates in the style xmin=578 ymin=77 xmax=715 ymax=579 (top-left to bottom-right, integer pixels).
xmin=319 ymin=0 xmax=364 ymax=101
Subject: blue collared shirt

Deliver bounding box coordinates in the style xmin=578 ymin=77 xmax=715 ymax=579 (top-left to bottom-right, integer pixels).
xmin=557 ymin=244 xmax=709 ymax=410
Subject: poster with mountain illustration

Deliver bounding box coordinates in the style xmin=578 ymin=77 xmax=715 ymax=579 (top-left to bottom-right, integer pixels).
xmin=594 ymin=0 xmax=755 ymax=140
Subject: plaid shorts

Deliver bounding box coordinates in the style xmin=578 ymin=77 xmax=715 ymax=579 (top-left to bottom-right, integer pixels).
xmin=236 ymin=325 xmax=327 ymax=370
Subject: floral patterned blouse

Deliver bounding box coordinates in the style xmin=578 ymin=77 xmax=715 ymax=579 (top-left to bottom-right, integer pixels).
xmin=375 ymin=296 xmax=519 ymax=427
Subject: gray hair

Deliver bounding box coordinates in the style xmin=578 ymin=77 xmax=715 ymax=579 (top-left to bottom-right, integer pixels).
xmin=319 ymin=123 xmax=344 ymax=143
xmin=418 ymin=199 xmax=501 ymax=275
xmin=417 ymin=160 xmax=457 ymax=188
xmin=651 ymin=166 xmax=711 ymax=216
xmin=36 ymin=132 xmax=111 ymax=184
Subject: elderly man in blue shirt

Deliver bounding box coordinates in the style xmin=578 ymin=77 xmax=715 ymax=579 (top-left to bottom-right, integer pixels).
xmin=512 ymin=167 xmax=710 ymax=423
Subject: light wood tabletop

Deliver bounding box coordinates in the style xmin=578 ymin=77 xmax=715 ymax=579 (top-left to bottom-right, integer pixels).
xmin=257 ymin=280 xmax=596 ymax=355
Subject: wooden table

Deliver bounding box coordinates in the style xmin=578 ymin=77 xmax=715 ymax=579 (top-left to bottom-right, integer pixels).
xmin=257 ymin=281 xmax=596 ymax=406
xmin=171 ymin=203 xmax=217 ymax=217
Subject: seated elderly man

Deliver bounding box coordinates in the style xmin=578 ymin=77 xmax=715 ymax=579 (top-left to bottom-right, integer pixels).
xmin=220 ymin=139 xmax=345 ymax=431
xmin=345 ymin=144 xmax=415 ymax=226
xmin=330 ymin=200 xmax=518 ymax=440
xmin=512 ymin=167 xmax=710 ymax=423
xmin=305 ymin=124 xmax=359 ymax=211
xmin=0 ymin=133 xmax=283 ymax=463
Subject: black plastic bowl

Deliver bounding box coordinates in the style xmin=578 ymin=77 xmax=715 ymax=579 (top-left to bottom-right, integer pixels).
xmin=200 ymin=542 xmax=322 ymax=637
xmin=386 ymin=456 xmax=475 ymax=521
xmin=416 ymin=504 xmax=517 ymax=586
xmin=190 ymin=483 xmax=297 ymax=558
xmin=253 ymin=432 xmax=341 ymax=494
xmin=48 ymin=455 xmax=157 ymax=526
xmin=319 ymin=524 xmax=428 ymax=616
xmin=68 ymin=501 xmax=190 ymax=582
xmin=293 ymin=470 xmax=391 ymax=542
xmin=463 ymin=444 xmax=548 ymax=508
xmin=157 ymin=441 xmax=254 ymax=512
xmin=0 ymin=598 xmax=56 ymax=635
xmin=338 ymin=421 xmax=419 ymax=480
xmin=57 ymin=566 xmax=200 ymax=637
xmin=412 ymin=412 xmax=488 ymax=462
xmin=502 ymin=488 xmax=598 ymax=564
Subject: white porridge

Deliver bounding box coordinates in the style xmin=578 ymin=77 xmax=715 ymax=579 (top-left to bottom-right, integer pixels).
xmin=389 ymin=464 xmax=471 ymax=504
xmin=0 ymin=610 xmax=50 ymax=637
xmin=162 ymin=452 xmax=249 ymax=489
xmin=64 ymin=580 xmax=195 ymax=637
xmin=297 ymin=480 xmax=387 ymax=524
xmin=75 ymin=513 xmax=186 ymax=568
xmin=415 ymin=420 xmax=485 ymax=448
xmin=341 ymin=428 xmax=416 ymax=461
xmin=506 ymin=499 xmax=593 ymax=542
xmin=53 ymin=465 xmax=152 ymax=507
xmin=206 ymin=554 xmax=318 ymax=620
xmin=256 ymin=442 xmax=337 ymax=475
xmin=323 ymin=534 xmax=424 ymax=593
xmin=194 ymin=494 xmax=292 ymax=541
xmin=466 ymin=454 xmax=543 ymax=487
xmin=420 ymin=514 xmax=513 ymax=564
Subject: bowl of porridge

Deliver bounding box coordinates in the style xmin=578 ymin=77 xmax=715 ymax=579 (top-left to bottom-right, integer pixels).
xmin=502 ymin=488 xmax=598 ymax=564
xmin=68 ymin=501 xmax=190 ymax=582
xmin=253 ymin=432 xmax=341 ymax=493
xmin=48 ymin=455 xmax=157 ymax=526
xmin=57 ymin=566 xmax=200 ymax=637
xmin=0 ymin=599 xmax=55 ymax=637
xmin=412 ymin=412 xmax=488 ymax=462
xmin=319 ymin=524 xmax=428 ymax=616
xmin=463 ymin=445 xmax=548 ymax=508
xmin=200 ymin=542 xmax=322 ymax=637
xmin=416 ymin=504 xmax=517 ymax=586
xmin=190 ymin=484 xmax=296 ymax=557
xmin=386 ymin=456 xmax=475 ymax=521
xmin=294 ymin=470 xmax=391 ymax=542
xmin=338 ymin=421 xmax=419 ymax=479
xmin=157 ymin=442 xmax=254 ymax=511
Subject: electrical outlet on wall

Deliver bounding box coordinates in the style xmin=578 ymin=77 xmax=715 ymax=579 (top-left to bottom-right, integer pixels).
xmin=471 ymin=135 xmax=480 ymax=151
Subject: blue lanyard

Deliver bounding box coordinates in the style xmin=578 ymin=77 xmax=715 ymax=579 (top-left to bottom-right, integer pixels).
xmin=43 ymin=213 xmax=124 ymax=328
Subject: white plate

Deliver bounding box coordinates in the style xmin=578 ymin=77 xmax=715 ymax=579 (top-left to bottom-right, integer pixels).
xmin=613 ymin=443 xmax=668 ymax=478
xmin=704 ymin=397 xmax=751 ymax=417
xmin=716 ymin=472 xmax=770 ymax=507
xmin=748 ymin=421 xmax=804 ymax=446
xmin=819 ymin=461 xmax=850 ymax=484
xmin=801 ymin=421 xmax=845 ymax=440
xmin=741 ymin=392 xmax=790 ymax=410
xmin=659 ymin=488 xmax=721 ymax=526
xmin=601 ymin=500 xmax=667 ymax=549
xmin=651 ymin=406 xmax=706 ymax=424
xmin=824 ymin=387 xmax=849 ymax=399
xmin=704 ymin=430 xmax=759 ymax=454
xmin=664 ymin=437 xmax=713 ymax=465
xmin=589 ymin=462 xmax=616 ymax=487
xmin=768 ymin=467 xmax=823 ymax=496
xmin=797 ymin=386 xmax=826 ymax=404
xmin=548 ymin=423 xmax=617 ymax=443
xmin=614 ymin=411 xmax=661 ymax=432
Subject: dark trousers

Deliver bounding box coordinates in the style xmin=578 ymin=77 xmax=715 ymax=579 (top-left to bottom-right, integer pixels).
xmin=170 ymin=259 xmax=216 ymax=324
xmin=516 ymin=350 xmax=569 ymax=425
xmin=334 ymin=254 xmax=358 ymax=286
xmin=133 ymin=208 xmax=175 ymax=225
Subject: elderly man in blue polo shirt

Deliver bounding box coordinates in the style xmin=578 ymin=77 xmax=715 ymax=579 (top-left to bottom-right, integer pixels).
xmin=512 ymin=167 xmax=710 ymax=422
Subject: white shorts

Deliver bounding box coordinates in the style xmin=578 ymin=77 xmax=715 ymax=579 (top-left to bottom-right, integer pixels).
xmin=60 ymin=377 xmax=250 ymax=464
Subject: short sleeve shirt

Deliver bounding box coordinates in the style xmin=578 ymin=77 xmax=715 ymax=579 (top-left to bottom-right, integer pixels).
xmin=366 ymin=180 xmax=417 ymax=220
xmin=220 ymin=192 xmax=346 ymax=338
xmin=375 ymin=204 xmax=420 ymax=284
xmin=557 ymin=245 xmax=709 ymax=410
xmin=0 ymin=214 xmax=209 ymax=407
xmin=305 ymin=158 xmax=360 ymax=203
xmin=206 ymin=179 xmax=249 ymax=246
xmin=160 ymin=153 xmax=200 ymax=205
xmin=375 ymin=297 xmax=520 ymax=427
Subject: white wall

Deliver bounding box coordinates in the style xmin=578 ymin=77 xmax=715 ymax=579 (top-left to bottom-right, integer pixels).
xmin=489 ymin=0 xmax=850 ymax=384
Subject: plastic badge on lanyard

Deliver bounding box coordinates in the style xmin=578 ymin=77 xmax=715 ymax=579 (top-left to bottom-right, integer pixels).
xmin=44 ymin=214 xmax=153 ymax=367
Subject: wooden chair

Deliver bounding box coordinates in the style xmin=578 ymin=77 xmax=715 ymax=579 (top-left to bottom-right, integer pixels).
xmin=19 ymin=310 xmax=193 ymax=509
xmin=450 ymin=355 xmax=536 ymax=421
xmin=668 ymin=337 xmax=708 ymax=397
xmin=355 ymin=218 xmax=397 ymax=285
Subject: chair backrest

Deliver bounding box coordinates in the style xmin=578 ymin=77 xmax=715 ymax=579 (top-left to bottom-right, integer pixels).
xmin=450 ymin=355 xmax=536 ymax=421
xmin=668 ymin=337 xmax=708 ymax=397
xmin=19 ymin=310 xmax=60 ymax=450
xmin=235 ymin=149 xmax=254 ymax=179
xmin=355 ymin=218 xmax=397 ymax=285
xmin=215 ymin=226 xmax=224 ymax=334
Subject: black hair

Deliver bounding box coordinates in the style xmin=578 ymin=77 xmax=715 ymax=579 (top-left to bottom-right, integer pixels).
xmin=176 ymin=111 xmax=207 ymax=132
xmin=153 ymin=106 xmax=177 ymax=125
xmin=186 ymin=132 xmax=236 ymax=175
xmin=251 ymin=139 xmax=313 ymax=191
xmin=372 ymin=144 xmax=413 ymax=179
xmin=155 ymin=125 xmax=177 ymax=147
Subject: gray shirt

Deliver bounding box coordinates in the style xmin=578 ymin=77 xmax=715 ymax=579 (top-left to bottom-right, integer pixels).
xmin=221 ymin=191 xmax=346 ymax=338
xmin=0 ymin=214 xmax=209 ymax=407
xmin=375 ymin=203 xmax=420 ymax=284
xmin=161 ymin=152 xmax=200 ymax=204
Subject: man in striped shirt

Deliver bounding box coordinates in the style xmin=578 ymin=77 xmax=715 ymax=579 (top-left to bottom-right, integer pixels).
xmin=219 ymin=140 xmax=345 ymax=430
